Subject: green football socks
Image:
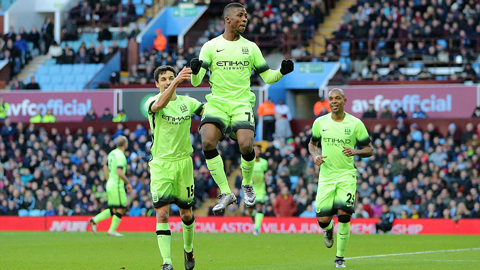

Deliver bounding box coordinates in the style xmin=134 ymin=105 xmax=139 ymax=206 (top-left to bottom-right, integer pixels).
xmin=156 ymin=223 xmax=172 ymax=265
xmin=182 ymin=218 xmax=195 ymax=253
xmin=336 ymin=222 xmax=351 ymax=258
xmin=255 ymin=213 xmax=264 ymax=231
xmin=325 ymin=219 xmax=334 ymax=231
xmin=240 ymin=157 xmax=255 ymax=186
xmin=206 ymin=155 xmax=231 ymax=194
xmin=108 ymin=214 xmax=122 ymax=233
xmin=93 ymin=209 xmax=111 ymax=224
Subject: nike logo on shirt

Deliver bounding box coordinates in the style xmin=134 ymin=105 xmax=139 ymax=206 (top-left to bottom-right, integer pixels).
xmin=216 ymin=49 xmax=225 ymax=52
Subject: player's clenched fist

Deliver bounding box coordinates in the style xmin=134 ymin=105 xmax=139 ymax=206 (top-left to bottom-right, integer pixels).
xmin=314 ymin=155 xmax=327 ymax=165
xmin=190 ymin=58 xmax=203 ymax=75
xmin=280 ymin=59 xmax=294 ymax=75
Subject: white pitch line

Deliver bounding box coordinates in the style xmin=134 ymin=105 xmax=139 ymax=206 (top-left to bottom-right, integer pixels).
xmin=374 ymin=259 xmax=480 ymax=262
xmin=349 ymin=247 xmax=480 ymax=260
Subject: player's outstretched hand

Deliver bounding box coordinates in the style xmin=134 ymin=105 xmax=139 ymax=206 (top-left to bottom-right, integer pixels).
xmin=314 ymin=155 xmax=327 ymax=166
xmin=175 ymin=67 xmax=192 ymax=84
xmin=342 ymin=146 xmax=356 ymax=157
xmin=126 ymin=183 xmax=133 ymax=193
xmin=280 ymin=59 xmax=294 ymax=75
xmin=190 ymin=58 xmax=203 ymax=75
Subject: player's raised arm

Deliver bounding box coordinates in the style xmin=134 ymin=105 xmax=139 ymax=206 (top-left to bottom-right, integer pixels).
xmin=252 ymin=44 xmax=294 ymax=84
xmin=191 ymin=42 xmax=211 ymax=87
xmin=150 ymin=67 xmax=192 ymax=112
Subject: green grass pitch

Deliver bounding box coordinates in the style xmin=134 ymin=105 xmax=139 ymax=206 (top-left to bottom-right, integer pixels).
xmin=1 ymin=232 xmax=480 ymax=270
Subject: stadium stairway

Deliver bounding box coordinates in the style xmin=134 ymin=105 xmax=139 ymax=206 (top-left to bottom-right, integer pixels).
xmin=16 ymin=55 xmax=50 ymax=83
xmin=194 ymin=167 xmax=242 ymax=216
xmin=309 ymin=0 xmax=355 ymax=56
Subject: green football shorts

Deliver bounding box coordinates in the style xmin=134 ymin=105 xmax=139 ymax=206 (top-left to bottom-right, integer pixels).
xmin=315 ymin=180 xmax=356 ymax=217
xmin=149 ymin=156 xmax=195 ymax=209
xmin=106 ymin=181 xmax=127 ymax=208
xmin=253 ymin=183 xmax=266 ymax=204
xmin=200 ymin=95 xmax=255 ymax=139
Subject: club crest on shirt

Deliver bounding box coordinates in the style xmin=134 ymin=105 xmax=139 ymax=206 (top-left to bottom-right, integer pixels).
xmin=179 ymin=103 xmax=188 ymax=113
xmin=242 ymin=46 xmax=249 ymax=55
xmin=345 ymin=127 xmax=351 ymax=136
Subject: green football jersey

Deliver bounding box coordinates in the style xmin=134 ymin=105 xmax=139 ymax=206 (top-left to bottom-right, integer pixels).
xmin=311 ymin=112 xmax=370 ymax=183
xmin=252 ymin=157 xmax=268 ymax=190
xmin=107 ymin=148 xmax=127 ymax=186
xmin=191 ymin=35 xmax=282 ymax=104
xmin=145 ymin=94 xmax=203 ymax=161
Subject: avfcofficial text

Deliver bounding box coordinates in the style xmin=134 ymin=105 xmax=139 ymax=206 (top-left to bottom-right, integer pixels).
xmin=162 ymin=115 xmax=191 ymax=124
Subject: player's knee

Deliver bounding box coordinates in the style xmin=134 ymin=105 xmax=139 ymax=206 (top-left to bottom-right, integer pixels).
xmin=181 ymin=213 xmax=195 ymax=225
xmin=317 ymin=216 xmax=331 ymax=224
xmin=202 ymin=140 xmax=217 ymax=151
xmin=180 ymin=209 xmax=193 ymax=222
xmin=156 ymin=209 xmax=169 ymax=223
xmin=338 ymin=215 xmax=351 ymax=223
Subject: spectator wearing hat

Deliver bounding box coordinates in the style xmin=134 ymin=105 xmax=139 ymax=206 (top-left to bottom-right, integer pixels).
xmin=409 ymin=123 xmax=422 ymax=142
xmin=99 ymin=107 xmax=113 ymax=121
xmin=113 ymin=109 xmax=128 ymax=122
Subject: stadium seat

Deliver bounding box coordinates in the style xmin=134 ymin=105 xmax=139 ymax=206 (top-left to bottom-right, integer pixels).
xmin=144 ymin=0 xmax=153 ymax=5
xmin=132 ymin=0 xmax=142 ymax=4
xmin=36 ymin=66 xmax=49 ymax=75
xmin=73 ymin=64 xmax=85 ymax=73
xmin=376 ymin=41 xmax=386 ymax=51
xmin=49 ymin=65 xmax=61 ymax=74
xmin=61 ymin=64 xmax=74 ymax=74
xmin=51 ymin=75 xmax=62 ymax=84
xmin=18 ymin=209 xmax=29 ymax=217
xmin=117 ymin=39 xmax=128 ymax=48
xmin=85 ymin=64 xmax=97 ymax=73
xmin=64 ymin=75 xmax=75 ymax=83
xmin=29 ymin=209 xmax=45 ymax=217
xmin=41 ymin=83 xmax=54 ymax=91
xmin=75 ymin=74 xmax=88 ymax=83
xmin=340 ymin=42 xmax=350 ymax=57
xmin=135 ymin=5 xmax=145 ymax=16
xmin=44 ymin=59 xmax=57 ymax=66
xmin=37 ymin=75 xmax=51 ymax=84
xmin=437 ymin=39 xmax=447 ymax=49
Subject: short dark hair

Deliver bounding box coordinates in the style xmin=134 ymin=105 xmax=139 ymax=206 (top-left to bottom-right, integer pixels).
xmin=223 ymin=2 xmax=245 ymax=19
xmin=154 ymin=65 xmax=177 ymax=83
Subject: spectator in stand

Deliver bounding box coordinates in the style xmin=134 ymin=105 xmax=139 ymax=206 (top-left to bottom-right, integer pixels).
xmin=0 ymin=97 xmax=8 ymax=122
xmin=42 ymin=109 xmax=56 ymax=123
xmin=379 ymin=105 xmax=393 ymax=119
xmin=48 ymin=41 xmax=63 ymax=59
xmin=394 ymin=108 xmax=407 ymax=119
xmin=83 ymin=108 xmax=97 ymax=121
xmin=41 ymin=17 xmax=54 ymax=55
xmin=375 ymin=204 xmax=395 ymax=234
xmin=9 ymin=76 xmax=25 ymax=90
xmin=98 ymin=25 xmax=112 ymax=41
xmin=257 ymin=98 xmax=276 ymax=141
xmin=275 ymin=114 xmax=292 ymax=141
xmin=275 ymin=100 xmax=292 ymax=121
xmin=313 ymin=95 xmax=330 ymax=118
xmin=273 ymin=186 xmax=297 ymax=217
xmin=29 ymin=112 xmax=42 ymax=123
xmin=25 ymin=77 xmax=40 ymax=90
xmin=128 ymin=23 xmax=141 ymax=39
xmin=472 ymin=107 xmax=480 ymax=118
xmin=99 ymin=107 xmax=113 ymax=121
xmin=112 ymin=109 xmax=128 ymax=122
xmin=411 ymin=105 xmax=427 ymax=119
xmin=362 ymin=103 xmax=377 ymax=119
xmin=154 ymin=29 xmax=167 ymax=52
xmin=75 ymin=47 xmax=90 ymax=64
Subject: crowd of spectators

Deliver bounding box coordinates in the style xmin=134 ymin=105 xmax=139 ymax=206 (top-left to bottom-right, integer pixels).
xmin=327 ymin=0 xmax=480 ymax=81
xmin=0 ymin=17 xmax=53 ymax=79
xmin=67 ymin=0 xmax=140 ymax=28
xmin=1 ymin=111 xmax=480 ymax=220
xmin=203 ymin=0 xmax=323 ymax=54
xmin=48 ymin=40 xmax=120 ymax=65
